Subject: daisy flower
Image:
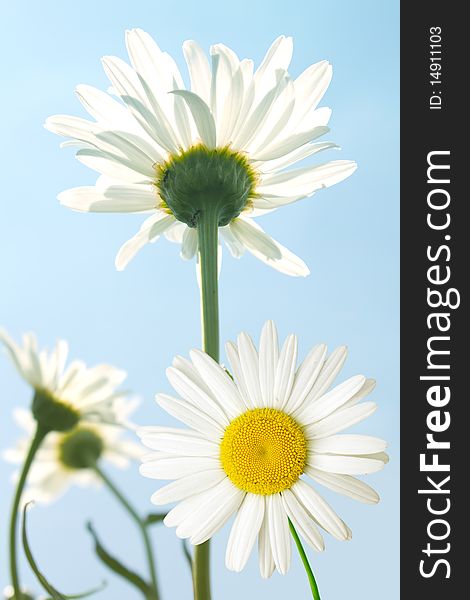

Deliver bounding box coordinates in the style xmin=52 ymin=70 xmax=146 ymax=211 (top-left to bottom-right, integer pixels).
xmin=3 ymin=401 xmax=141 ymax=503
xmin=46 ymin=29 xmax=356 ymax=275
xmin=138 ymin=321 xmax=388 ymax=576
xmin=0 ymin=330 xmax=129 ymax=432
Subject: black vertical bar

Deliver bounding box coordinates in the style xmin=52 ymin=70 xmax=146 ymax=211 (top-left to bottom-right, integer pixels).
xmin=401 ymin=3 xmax=464 ymax=596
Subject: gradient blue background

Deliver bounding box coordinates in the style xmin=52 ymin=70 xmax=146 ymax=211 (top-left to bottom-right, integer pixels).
xmin=0 ymin=1 xmax=399 ymax=598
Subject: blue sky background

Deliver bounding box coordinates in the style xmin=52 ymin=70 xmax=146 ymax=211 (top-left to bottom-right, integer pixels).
xmin=0 ymin=1 xmax=399 ymax=599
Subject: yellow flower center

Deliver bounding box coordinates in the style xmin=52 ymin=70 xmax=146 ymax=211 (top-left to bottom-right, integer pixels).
xmin=220 ymin=408 xmax=307 ymax=495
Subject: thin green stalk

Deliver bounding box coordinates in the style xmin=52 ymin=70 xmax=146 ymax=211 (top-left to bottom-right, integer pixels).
xmin=193 ymin=205 xmax=220 ymax=600
xmin=9 ymin=424 xmax=47 ymax=598
xmin=289 ymin=519 xmax=321 ymax=600
xmin=93 ymin=464 xmax=160 ymax=600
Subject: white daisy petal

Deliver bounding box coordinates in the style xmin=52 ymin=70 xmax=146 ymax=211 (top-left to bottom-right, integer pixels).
xmin=307 ymin=453 xmax=386 ymax=475
xmin=189 ymin=349 xmax=246 ymax=418
xmin=115 ymin=213 xmax=176 ymax=271
xmin=310 ymin=434 xmax=387 ymax=456
xmin=258 ymin=320 xmax=279 ymax=407
xmin=230 ymin=218 xmax=282 ymax=260
xmin=174 ymin=479 xmax=244 ymax=544
xmin=225 ymin=341 xmax=251 ymax=407
xmin=258 ymin=498 xmax=276 ymax=578
xmin=305 ymin=468 xmax=380 ymax=504
xmin=219 ymin=226 xmax=245 ymax=258
xmin=236 ymin=332 xmax=263 ymax=408
xmin=304 ymin=402 xmax=378 ymax=439
xmin=267 ymin=493 xmax=291 ymax=574
xmin=251 ymin=126 xmax=330 ymax=162
xmin=274 ymin=334 xmax=298 ymax=409
xmin=183 ymin=40 xmax=211 ymax=104
xmin=285 ymin=344 xmax=327 ymax=414
xmin=296 ymin=374 xmax=366 ymax=423
xmin=156 ymin=393 xmax=223 ymax=439
xmin=138 ymin=426 xmax=219 ymax=457
xmin=292 ymin=479 xmax=349 ymax=541
xmin=340 ymin=378 xmax=376 ymax=410
xmin=305 ymin=345 xmax=348 ymax=401
xmin=58 ymin=186 xmax=157 ymax=213
xmin=226 ymin=493 xmax=265 ymax=572
xmin=171 ymin=90 xmax=216 ymax=148
xmin=151 ymin=469 xmax=225 ymax=505
xmin=281 ymin=488 xmax=324 ymax=551
xmin=181 ymin=228 xmax=199 ymax=259
xmin=140 ymin=455 xmax=220 ymax=480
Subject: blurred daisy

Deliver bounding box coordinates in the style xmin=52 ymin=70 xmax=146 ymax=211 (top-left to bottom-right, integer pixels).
xmin=46 ymin=29 xmax=356 ymax=275
xmin=139 ymin=321 xmax=387 ymax=576
xmin=0 ymin=330 xmax=129 ymax=431
xmin=4 ymin=401 xmax=141 ymax=503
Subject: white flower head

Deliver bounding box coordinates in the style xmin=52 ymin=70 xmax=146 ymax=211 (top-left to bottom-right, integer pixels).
xmin=138 ymin=321 xmax=387 ymax=576
xmin=0 ymin=329 xmax=130 ymax=431
xmin=46 ymin=29 xmax=357 ymax=275
xmin=4 ymin=402 xmax=142 ymax=503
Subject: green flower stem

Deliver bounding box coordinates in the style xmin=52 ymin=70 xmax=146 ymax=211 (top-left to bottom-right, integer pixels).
xmin=9 ymin=424 xmax=48 ymax=598
xmin=193 ymin=205 xmax=220 ymax=600
xmin=93 ymin=464 xmax=160 ymax=600
xmin=289 ymin=519 xmax=321 ymax=600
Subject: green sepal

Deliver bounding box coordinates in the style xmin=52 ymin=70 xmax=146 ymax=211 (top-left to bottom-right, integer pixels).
xmin=32 ymin=389 xmax=79 ymax=432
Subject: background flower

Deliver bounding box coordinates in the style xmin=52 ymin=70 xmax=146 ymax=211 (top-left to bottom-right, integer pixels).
xmin=47 ymin=29 xmax=356 ymax=274
xmin=139 ymin=322 xmax=387 ymax=576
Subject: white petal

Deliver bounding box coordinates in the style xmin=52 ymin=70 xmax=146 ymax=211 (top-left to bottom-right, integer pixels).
xmin=166 ymin=366 xmax=230 ymax=427
xmin=58 ymin=186 xmax=157 ymax=213
xmin=310 ymin=435 xmax=387 ymax=456
xmin=296 ymin=375 xmax=366 ymax=423
xmin=255 ymin=141 xmax=339 ymax=174
xmin=340 ymin=378 xmax=376 ymax=410
xmin=115 ymin=213 xmax=175 ymax=270
xmin=307 ymin=454 xmax=386 ymax=475
xmin=230 ymin=218 xmax=309 ymax=277
xmin=236 ymin=332 xmax=262 ymax=408
xmin=266 ymin=493 xmax=291 ymax=574
xmin=174 ymin=479 xmax=244 ymax=544
xmin=140 ymin=454 xmax=219 ymax=480
xmin=226 ymin=494 xmax=265 ymax=572
xmin=291 ymin=61 xmax=332 ymax=130
xmin=183 ymin=40 xmax=211 ymax=104
xmin=284 ymin=344 xmax=327 ymax=414
xmin=138 ymin=426 xmax=219 ymax=457
xmin=258 ymin=321 xmax=279 ymax=407
xmin=156 ymin=393 xmax=223 ymax=439
xmin=181 ymin=228 xmax=198 ymax=259
xmin=305 ymin=346 xmax=348 ymax=401
xmin=171 ymin=90 xmax=216 ymax=148
xmin=229 ymin=218 xmax=282 ymax=260
xmin=305 ymin=402 xmax=378 ymax=439
xmin=258 ymin=499 xmax=275 ymax=578
xmin=151 ymin=469 xmax=225 ymax=504
xmin=75 ymin=149 xmax=149 ymax=183
xmin=219 ymin=226 xmax=245 ymax=258
xmin=305 ymin=468 xmax=380 ymax=504
xmin=225 ymin=341 xmax=251 ymax=407
xmin=251 ymin=126 xmax=329 ymax=162
xmin=258 ymin=160 xmax=357 ymax=198
xmin=273 ymin=334 xmax=297 ymax=409
xmin=281 ymin=489 xmax=324 ymax=551
xmin=189 ymin=349 xmax=246 ymax=419
xmin=292 ymin=479 xmax=349 ymax=540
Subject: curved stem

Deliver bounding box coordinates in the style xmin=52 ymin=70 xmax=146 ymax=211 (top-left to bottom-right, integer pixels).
xmin=93 ymin=464 xmax=160 ymax=600
xmin=289 ymin=519 xmax=321 ymax=600
xmin=193 ymin=206 xmax=220 ymax=600
xmin=9 ymin=424 xmax=47 ymax=597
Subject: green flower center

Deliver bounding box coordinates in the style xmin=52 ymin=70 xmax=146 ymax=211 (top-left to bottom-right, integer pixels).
xmin=32 ymin=388 xmax=80 ymax=432
xmin=156 ymin=145 xmax=258 ymax=227
xmin=58 ymin=427 xmax=104 ymax=470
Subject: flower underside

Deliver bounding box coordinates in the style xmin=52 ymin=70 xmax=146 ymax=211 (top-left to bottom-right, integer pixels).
xmin=220 ymin=408 xmax=307 ymax=495
xmin=156 ymin=145 xmax=258 ymax=228
xmin=58 ymin=427 xmax=104 ymax=469
xmin=32 ymin=388 xmax=80 ymax=432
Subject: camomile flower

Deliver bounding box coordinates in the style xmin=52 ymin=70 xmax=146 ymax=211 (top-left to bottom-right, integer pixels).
xmin=138 ymin=321 xmax=387 ymax=576
xmin=4 ymin=401 xmax=142 ymax=503
xmin=0 ymin=330 xmax=129 ymax=432
xmin=46 ymin=29 xmax=356 ymax=275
